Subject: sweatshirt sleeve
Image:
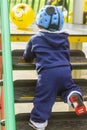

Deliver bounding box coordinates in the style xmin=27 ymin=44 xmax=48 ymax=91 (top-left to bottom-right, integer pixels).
xmin=23 ymin=40 xmax=35 ymax=62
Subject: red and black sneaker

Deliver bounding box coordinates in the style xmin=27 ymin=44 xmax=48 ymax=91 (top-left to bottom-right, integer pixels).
xmin=69 ymin=93 xmax=86 ymax=115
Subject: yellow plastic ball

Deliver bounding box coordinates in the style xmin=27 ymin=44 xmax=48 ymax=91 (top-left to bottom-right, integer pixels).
xmin=10 ymin=3 xmax=35 ymax=29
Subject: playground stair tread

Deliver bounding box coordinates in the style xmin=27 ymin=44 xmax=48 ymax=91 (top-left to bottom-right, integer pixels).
xmin=12 ymin=49 xmax=87 ymax=70
xmin=14 ymin=78 xmax=87 ymax=103
xmin=16 ymin=112 xmax=87 ymax=130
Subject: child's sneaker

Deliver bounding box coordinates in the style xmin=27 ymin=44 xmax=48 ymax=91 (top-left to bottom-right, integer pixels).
xmin=28 ymin=120 xmax=46 ymax=130
xmin=69 ymin=93 xmax=86 ymax=115
xmin=28 ymin=121 xmax=45 ymax=130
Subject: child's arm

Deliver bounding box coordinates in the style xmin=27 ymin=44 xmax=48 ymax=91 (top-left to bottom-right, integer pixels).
xmin=23 ymin=40 xmax=35 ymax=62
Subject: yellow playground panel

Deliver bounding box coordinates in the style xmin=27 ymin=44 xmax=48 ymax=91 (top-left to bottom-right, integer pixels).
xmin=84 ymin=0 xmax=87 ymax=11
xmin=83 ymin=0 xmax=87 ymax=24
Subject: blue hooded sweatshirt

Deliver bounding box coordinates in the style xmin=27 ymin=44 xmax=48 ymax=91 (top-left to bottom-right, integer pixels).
xmin=23 ymin=30 xmax=70 ymax=73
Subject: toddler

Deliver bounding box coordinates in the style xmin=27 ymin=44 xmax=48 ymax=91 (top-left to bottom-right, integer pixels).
xmin=23 ymin=5 xmax=86 ymax=130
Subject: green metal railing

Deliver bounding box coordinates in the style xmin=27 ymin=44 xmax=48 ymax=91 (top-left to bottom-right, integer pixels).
xmin=1 ymin=0 xmax=16 ymax=130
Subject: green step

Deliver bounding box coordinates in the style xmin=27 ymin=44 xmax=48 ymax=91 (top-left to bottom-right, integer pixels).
xmin=12 ymin=49 xmax=87 ymax=70
xmin=14 ymin=79 xmax=87 ymax=103
xmin=16 ymin=112 xmax=87 ymax=130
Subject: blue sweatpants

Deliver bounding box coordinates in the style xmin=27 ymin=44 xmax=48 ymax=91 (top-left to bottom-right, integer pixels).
xmin=30 ymin=66 xmax=82 ymax=122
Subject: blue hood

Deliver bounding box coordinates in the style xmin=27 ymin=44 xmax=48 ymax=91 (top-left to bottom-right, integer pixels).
xmin=39 ymin=31 xmax=69 ymax=48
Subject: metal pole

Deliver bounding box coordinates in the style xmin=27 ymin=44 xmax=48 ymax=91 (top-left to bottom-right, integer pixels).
xmin=1 ymin=0 xmax=16 ymax=130
xmin=73 ymin=0 xmax=84 ymax=24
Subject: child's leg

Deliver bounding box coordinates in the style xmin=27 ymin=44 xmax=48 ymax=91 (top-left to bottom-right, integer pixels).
xmin=29 ymin=67 xmax=68 ymax=129
xmin=29 ymin=69 xmax=58 ymax=129
xmin=61 ymin=66 xmax=86 ymax=115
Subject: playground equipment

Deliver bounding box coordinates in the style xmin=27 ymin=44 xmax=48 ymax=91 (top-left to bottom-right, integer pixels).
xmin=1 ymin=0 xmax=87 ymax=130
xmin=63 ymin=10 xmax=72 ymax=23
xmin=83 ymin=0 xmax=87 ymax=24
xmin=9 ymin=0 xmax=71 ymax=23
xmin=73 ymin=0 xmax=87 ymax=24
xmin=10 ymin=3 xmax=35 ymax=29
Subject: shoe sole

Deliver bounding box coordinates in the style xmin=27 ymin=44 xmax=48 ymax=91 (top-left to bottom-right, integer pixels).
xmin=28 ymin=122 xmax=37 ymax=130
